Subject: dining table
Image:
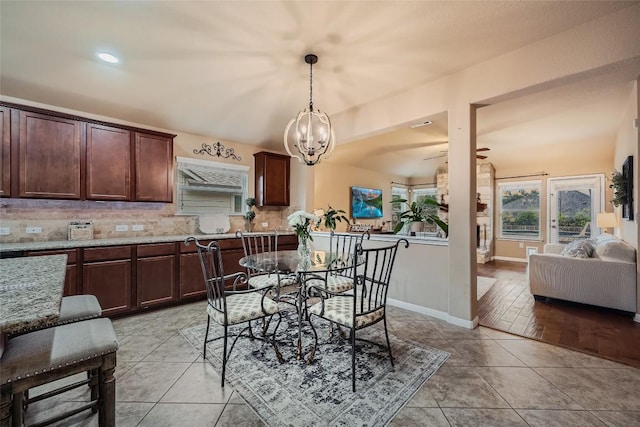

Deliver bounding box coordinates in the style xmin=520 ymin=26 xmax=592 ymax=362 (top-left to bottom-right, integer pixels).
xmin=239 ymin=248 xmax=363 ymax=363
xmin=0 ymin=254 xmax=67 ymax=356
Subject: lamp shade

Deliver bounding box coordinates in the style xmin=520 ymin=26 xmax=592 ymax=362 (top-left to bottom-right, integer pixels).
xmin=596 ymin=212 xmax=618 ymax=228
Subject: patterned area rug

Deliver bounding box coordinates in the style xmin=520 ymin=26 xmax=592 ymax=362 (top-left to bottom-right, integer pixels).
xmin=180 ymin=308 xmax=449 ymax=427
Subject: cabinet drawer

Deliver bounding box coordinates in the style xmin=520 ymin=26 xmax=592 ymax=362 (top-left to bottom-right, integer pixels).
xmin=83 ymin=246 xmax=132 ymax=262
xmin=26 ymin=249 xmax=78 ymax=264
xmin=136 ymin=243 xmax=175 ymax=258
xmin=217 ymin=238 xmax=243 ymax=251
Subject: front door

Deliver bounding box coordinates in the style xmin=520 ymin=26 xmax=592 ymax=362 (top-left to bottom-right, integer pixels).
xmin=547 ymin=175 xmax=605 ymax=244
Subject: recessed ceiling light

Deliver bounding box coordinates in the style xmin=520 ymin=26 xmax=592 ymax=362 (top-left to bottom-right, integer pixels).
xmin=97 ymin=52 xmax=119 ymax=64
xmin=409 ymin=120 xmax=432 ymax=129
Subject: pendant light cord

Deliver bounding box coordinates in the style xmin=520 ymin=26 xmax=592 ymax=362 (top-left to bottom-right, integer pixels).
xmin=308 ymin=60 xmax=314 ymax=112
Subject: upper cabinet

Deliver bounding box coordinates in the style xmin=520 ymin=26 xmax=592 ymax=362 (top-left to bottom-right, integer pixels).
xmin=18 ymin=110 xmax=83 ymax=199
xmin=0 ymin=102 xmax=175 ymax=202
xmin=0 ymin=106 xmax=10 ymax=197
xmin=134 ymin=132 xmax=173 ymax=203
xmin=254 ymin=151 xmax=290 ymax=206
xmin=86 ymin=123 xmax=131 ymax=200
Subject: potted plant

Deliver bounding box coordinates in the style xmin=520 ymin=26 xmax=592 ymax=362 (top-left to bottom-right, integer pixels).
xmin=610 ymin=170 xmax=628 ymax=207
xmin=316 ymin=205 xmax=350 ymax=230
xmin=244 ymin=197 xmax=256 ymax=232
xmin=391 ymin=198 xmax=448 ymax=237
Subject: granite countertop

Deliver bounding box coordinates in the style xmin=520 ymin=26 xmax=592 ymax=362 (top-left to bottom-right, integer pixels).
xmin=0 ymin=254 xmax=67 ymax=334
xmin=0 ymin=232 xmax=296 ymax=253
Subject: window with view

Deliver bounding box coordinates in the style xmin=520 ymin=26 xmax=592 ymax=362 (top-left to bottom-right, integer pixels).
xmin=412 ymin=187 xmax=438 ymax=233
xmin=391 ymin=187 xmax=408 ymax=231
xmin=498 ymin=181 xmax=541 ymax=240
xmin=176 ymin=157 xmax=248 ymax=215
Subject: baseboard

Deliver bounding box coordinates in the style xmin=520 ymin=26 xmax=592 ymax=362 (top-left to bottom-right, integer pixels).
xmin=492 ymin=255 xmax=528 ymax=263
xmin=634 ymin=313 xmax=640 ymax=323
xmin=387 ymin=298 xmax=478 ymax=329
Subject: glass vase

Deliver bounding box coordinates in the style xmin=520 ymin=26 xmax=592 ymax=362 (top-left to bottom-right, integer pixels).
xmin=297 ymin=237 xmax=311 ymax=260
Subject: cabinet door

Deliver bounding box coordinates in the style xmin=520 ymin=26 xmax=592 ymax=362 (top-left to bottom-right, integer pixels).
xmin=65 ymin=264 xmax=78 ymax=296
xmin=86 ymin=123 xmax=131 ymax=200
xmin=0 ymin=106 xmax=10 ymax=197
xmin=135 ymin=132 xmax=173 ymax=202
xmin=137 ymin=255 xmax=176 ymax=308
xmin=221 ymin=248 xmax=246 ymax=291
xmin=83 ymin=260 xmax=132 ymax=316
xmin=18 ymin=110 xmax=82 ymax=199
xmin=179 ymin=253 xmax=207 ymax=298
xmin=254 ymin=152 xmax=290 ymax=206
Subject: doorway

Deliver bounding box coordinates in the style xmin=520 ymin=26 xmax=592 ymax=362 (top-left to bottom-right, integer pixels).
xmin=547 ymin=175 xmax=605 ymax=244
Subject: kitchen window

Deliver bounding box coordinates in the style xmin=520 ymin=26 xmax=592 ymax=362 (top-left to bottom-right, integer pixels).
xmin=176 ymin=157 xmax=248 ymax=215
xmin=498 ymin=180 xmax=541 ymax=240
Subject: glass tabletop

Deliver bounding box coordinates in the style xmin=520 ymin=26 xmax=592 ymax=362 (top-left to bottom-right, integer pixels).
xmin=239 ymin=249 xmax=362 ymax=275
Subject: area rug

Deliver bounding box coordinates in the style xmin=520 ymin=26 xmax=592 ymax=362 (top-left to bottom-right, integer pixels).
xmin=180 ymin=309 xmax=449 ymax=427
xmin=477 ymin=276 xmax=497 ymax=300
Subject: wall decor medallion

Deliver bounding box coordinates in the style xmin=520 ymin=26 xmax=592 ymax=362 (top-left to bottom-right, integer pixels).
xmin=193 ymin=142 xmax=241 ymax=161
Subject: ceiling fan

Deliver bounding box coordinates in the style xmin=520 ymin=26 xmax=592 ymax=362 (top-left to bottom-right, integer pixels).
xmin=424 ymin=147 xmax=490 ymax=161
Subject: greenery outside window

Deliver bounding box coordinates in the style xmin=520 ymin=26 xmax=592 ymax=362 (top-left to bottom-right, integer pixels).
xmin=412 ymin=187 xmax=438 ymax=233
xmin=176 ymin=156 xmax=248 ymax=215
xmin=391 ymin=187 xmax=408 ymax=231
xmin=498 ymin=181 xmax=541 ymax=240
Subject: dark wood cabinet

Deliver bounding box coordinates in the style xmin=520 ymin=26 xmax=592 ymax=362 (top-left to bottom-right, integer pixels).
xmin=86 ymin=123 xmax=131 ymax=200
xmin=179 ymin=239 xmax=209 ymax=299
xmin=18 ymin=110 xmax=83 ymax=199
xmin=26 ymin=249 xmax=79 ymax=296
xmin=0 ymin=106 xmax=10 ymax=197
xmin=135 ymin=132 xmax=173 ymax=202
xmin=254 ymin=151 xmax=290 ymax=207
xmin=136 ymin=243 xmax=176 ymax=308
xmin=82 ymin=246 xmax=133 ymax=316
xmin=218 ymin=238 xmax=246 ymax=290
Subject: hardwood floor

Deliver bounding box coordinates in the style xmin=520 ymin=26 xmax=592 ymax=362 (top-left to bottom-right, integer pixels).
xmin=477 ymin=260 xmax=640 ymax=368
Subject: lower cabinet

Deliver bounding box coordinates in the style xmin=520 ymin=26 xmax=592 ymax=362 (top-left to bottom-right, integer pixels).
xmin=179 ymin=240 xmax=209 ymax=298
xmin=136 ymin=243 xmax=176 ymax=308
xmin=26 ymin=249 xmax=79 ymax=296
xmin=82 ymin=246 xmax=133 ymax=316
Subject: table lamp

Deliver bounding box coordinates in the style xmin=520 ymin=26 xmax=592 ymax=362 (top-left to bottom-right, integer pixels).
xmin=596 ymin=212 xmax=618 ymax=234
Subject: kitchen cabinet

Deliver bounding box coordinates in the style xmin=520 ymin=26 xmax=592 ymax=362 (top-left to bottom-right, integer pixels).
xmin=86 ymin=123 xmax=131 ymax=200
xmin=0 ymin=106 xmax=10 ymax=197
xmin=254 ymin=151 xmax=290 ymax=206
xmin=136 ymin=243 xmax=176 ymax=309
xmin=17 ymin=110 xmax=83 ymax=199
xmin=178 ymin=239 xmax=209 ymax=299
xmin=82 ymin=246 xmax=133 ymax=316
xmin=26 ymin=249 xmax=79 ymax=296
xmin=135 ymin=132 xmax=173 ymax=202
xmin=0 ymin=102 xmax=175 ymax=203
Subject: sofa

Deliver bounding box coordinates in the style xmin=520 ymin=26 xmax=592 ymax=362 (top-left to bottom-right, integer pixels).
xmin=528 ymin=234 xmax=637 ymax=313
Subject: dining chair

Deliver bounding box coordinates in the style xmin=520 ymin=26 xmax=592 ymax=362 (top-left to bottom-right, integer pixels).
xmin=305 ymin=230 xmax=370 ymax=294
xmin=236 ymin=230 xmax=296 ymax=294
xmin=186 ymin=237 xmax=284 ymax=387
xmin=307 ymin=238 xmax=409 ymax=392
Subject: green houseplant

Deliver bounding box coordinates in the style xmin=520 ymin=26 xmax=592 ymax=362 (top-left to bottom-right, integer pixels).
xmin=317 ymin=205 xmax=350 ymax=230
xmin=392 ymin=198 xmax=448 ymax=237
xmin=610 ymin=170 xmax=628 ymax=207
xmin=244 ymin=197 xmax=256 ymax=231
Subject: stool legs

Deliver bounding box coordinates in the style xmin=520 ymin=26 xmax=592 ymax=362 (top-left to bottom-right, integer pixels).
xmin=99 ymin=353 xmax=116 ymax=427
xmin=0 ymin=385 xmax=11 ymax=427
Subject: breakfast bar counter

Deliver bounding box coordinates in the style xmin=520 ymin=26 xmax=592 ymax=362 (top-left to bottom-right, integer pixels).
xmin=0 ymin=254 xmax=67 ymax=335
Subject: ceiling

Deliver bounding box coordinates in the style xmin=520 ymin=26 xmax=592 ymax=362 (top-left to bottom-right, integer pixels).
xmin=1 ymin=1 xmax=638 ymax=178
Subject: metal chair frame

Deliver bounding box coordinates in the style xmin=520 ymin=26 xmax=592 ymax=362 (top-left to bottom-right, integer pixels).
xmin=308 ymin=238 xmax=409 ymax=392
xmin=186 ymin=237 xmax=284 ymax=387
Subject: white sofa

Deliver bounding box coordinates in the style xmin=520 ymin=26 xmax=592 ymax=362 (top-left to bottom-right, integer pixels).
xmin=528 ymin=234 xmax=637 ymax=313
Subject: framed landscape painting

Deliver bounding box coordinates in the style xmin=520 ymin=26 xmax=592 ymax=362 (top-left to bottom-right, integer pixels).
xmin=351 ymin=186 xmax=383 ymax=219
xmin=622 ymin=155 xmax=634 ymax=220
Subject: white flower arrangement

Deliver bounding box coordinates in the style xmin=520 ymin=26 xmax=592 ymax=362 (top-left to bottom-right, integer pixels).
xmin=287 ymin=210 xmax=320 ymax=241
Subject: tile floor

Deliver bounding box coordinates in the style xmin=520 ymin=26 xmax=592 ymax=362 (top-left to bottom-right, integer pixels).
xmin=24 ymin=302 xmax=640 ymax=426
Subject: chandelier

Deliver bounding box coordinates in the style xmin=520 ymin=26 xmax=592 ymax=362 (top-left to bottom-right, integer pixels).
xmin=284 ymin=54 xmax=336 ymax=166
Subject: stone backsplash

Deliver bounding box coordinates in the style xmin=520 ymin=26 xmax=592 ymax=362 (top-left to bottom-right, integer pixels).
xmin=0 ymin=199 xmax=294 ymax=243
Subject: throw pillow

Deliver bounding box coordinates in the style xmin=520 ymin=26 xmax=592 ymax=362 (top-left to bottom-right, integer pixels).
xmin=560 ymin=239 xmax=594 ymax=259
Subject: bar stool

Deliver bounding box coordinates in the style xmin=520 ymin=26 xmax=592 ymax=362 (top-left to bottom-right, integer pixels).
xmin=0 ymin=318 xmax=118 ymax=427
xmin=10 ymin=294 xmax=103 ymax=413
